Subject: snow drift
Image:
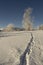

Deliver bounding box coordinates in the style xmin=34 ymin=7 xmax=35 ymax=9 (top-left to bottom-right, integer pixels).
xmin=0 ymin=31 xmax=43 ymax=65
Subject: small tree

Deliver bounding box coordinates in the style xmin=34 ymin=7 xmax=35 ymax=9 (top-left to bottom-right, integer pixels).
xmin=39 ymin=25 xmax=43 ymax=30
xmin=5 ymin=24 xmax=15 ymax=32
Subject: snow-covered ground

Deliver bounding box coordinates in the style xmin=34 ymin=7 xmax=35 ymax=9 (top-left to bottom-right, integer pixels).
xmin=0 ymin=31 xmax=43 ymax=65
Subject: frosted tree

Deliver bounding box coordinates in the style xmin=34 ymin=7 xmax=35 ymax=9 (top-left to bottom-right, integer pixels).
xmin=38 ymin=24 xmax=43 ymax=30
xmin=22 ymin=8 xmax=33 ymax=31
xmin=5 ymin=24 xmax=15 ymax=32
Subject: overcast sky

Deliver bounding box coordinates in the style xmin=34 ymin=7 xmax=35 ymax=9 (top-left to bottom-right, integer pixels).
xmin=0 ymin=0 xmax=43 ymax=27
